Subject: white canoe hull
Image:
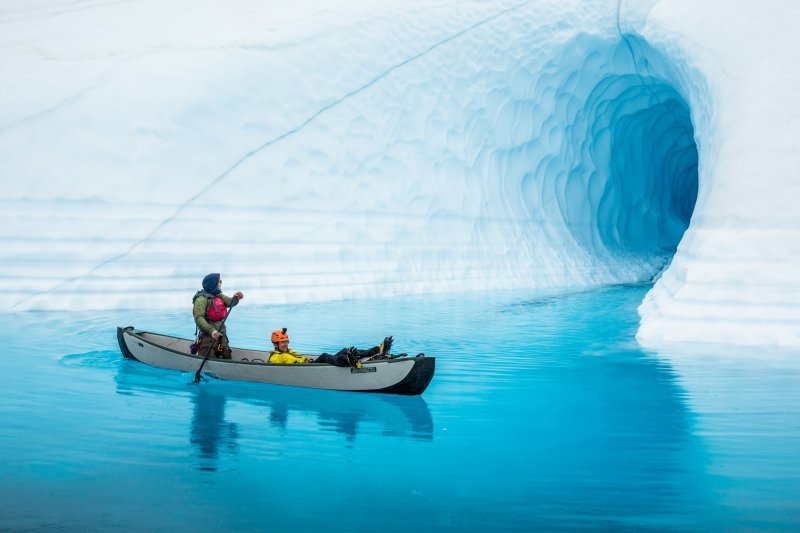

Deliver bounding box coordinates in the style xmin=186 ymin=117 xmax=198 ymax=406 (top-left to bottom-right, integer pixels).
xmin=117 ymin=327 xmax=435 ymax=395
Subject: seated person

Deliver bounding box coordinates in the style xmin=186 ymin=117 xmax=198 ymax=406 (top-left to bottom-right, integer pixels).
xmin=268 ymin=328 xmax=309 ymax=364
xmin=268 ymin=328 xmax=392 ymax=367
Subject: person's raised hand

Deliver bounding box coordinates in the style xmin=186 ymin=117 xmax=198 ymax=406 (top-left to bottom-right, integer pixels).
xmin=234 ymin=291 xmax=244 ymax=300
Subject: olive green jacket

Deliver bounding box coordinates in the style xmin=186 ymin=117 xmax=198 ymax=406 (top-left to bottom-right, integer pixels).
xmin=193 ymin=293 xmax=239 ymax=335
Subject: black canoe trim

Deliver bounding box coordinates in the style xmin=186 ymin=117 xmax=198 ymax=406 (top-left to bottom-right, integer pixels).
xmin=365 ymin=356 xmax=435 ymax=396
xmin=117 ymin=326 xmax=140 ymax=361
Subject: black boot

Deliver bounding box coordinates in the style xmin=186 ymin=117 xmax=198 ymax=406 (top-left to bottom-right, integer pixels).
xmin=344 ymin=347 xmax=358 ymax=368
xmin=379 ymin=336 xmax=393 ymax=359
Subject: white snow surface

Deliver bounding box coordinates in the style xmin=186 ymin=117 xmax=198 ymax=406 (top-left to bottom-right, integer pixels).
xmin=1 ymin=0 xmax=798 ymax=348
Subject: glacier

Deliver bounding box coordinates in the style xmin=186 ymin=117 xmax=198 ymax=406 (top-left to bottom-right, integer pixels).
xmin=1 ymin=0 xmax=798 ymax=348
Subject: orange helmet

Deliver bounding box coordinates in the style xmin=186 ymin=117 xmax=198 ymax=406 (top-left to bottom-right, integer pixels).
xmin=271 ymin=328 xmax=289 ymax=343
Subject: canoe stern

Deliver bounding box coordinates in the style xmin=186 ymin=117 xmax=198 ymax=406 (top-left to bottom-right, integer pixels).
xmin=371 ymin=356 xmax=435 ymax=396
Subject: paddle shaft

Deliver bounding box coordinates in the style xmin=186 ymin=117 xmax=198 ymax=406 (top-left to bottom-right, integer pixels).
xmin=193 ymin=299 xmax=236 ymax=383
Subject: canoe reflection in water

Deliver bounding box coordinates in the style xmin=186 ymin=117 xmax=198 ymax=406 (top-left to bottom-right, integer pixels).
xmin=251 ymin=382 xmax=434 ymax=442
xmin=114 ymin=358 xmax=433 ymax=471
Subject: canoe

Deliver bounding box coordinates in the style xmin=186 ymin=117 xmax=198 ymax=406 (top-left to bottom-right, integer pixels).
xmin=117 ymin=327 xmax=435 ymax=395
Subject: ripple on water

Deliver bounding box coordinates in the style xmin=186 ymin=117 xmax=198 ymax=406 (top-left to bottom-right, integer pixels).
xmin=3 ymin=286 xmax=800 ymax=530
xmin=60 ymin=350 xmax=120 ymax=370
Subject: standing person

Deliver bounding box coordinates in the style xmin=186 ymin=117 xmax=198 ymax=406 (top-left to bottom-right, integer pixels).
xmin=268 ymin=328 xmax=392 ymax=367
xmin=193 ymin=273 xmax=243 ymax=359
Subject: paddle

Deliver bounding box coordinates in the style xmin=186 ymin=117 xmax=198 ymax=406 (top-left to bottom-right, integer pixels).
xmin=193 ymin=298 xmax=237 ymax=383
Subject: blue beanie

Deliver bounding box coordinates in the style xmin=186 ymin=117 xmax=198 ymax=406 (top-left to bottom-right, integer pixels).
xmin=202 ymin=273 xmax=221 ymax=294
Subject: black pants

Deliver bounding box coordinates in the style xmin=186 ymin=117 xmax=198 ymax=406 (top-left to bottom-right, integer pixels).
xmin=315 ymin=346 xmax=380 ymax=366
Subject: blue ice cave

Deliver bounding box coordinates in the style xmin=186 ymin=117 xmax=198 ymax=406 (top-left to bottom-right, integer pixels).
xmin=526 ymin=34 xmax=699 ymax=267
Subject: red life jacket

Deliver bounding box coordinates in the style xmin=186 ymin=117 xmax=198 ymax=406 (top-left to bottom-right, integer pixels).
xmin=206 ymin=296 xmax=228 ymax=321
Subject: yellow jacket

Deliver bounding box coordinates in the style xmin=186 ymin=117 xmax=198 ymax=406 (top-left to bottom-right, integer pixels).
xmin=269 ymin=349 xmax=308 ymax=364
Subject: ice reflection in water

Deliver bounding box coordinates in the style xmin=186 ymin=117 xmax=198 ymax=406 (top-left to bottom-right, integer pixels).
xmin=1 ymin=285 xmax=799 ymax=530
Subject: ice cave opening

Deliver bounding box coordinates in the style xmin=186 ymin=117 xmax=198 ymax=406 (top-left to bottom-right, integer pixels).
xmin=535 ymin=34 xmax=699 ymax=277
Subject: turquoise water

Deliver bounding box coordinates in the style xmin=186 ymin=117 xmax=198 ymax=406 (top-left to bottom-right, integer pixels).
xmin=2 ymin=285 xmax=799 ymax=531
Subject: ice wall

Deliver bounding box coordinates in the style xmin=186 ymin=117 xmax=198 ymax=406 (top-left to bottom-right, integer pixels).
xmin=635 ymin=1 xmax=800 ymax=347
xmin=1 ymin=0 xmax=798 ymax=347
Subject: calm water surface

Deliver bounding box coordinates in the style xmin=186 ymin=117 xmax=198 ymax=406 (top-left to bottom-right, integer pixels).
xmin=1 ymin=285 xmax=799 ymax=531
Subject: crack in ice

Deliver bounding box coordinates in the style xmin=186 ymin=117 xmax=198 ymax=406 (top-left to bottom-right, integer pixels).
xmin=8 ymin=0 xmax=534 ymax=310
